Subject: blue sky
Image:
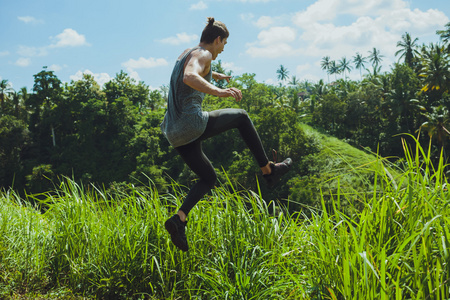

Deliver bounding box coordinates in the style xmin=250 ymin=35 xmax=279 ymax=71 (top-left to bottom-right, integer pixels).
xmin=1 ymin=0 xmax=449 ymax=91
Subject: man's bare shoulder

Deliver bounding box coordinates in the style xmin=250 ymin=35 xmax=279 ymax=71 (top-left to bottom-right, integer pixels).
xmin=177 ymin=48 xmax=192 ymax=60
xmin=182 ymin=47 xmax=212 ymax=75
xmin=190 ymin=47 xmax=213 ymax=62
xmin=178 ymin=47 xmax=212 ymax=61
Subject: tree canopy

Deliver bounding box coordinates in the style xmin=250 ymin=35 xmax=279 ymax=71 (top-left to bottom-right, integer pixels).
xmin=0 ymin=24 xmax=449 ymax=209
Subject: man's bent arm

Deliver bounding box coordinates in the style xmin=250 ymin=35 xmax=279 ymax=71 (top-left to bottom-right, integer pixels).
xmin=183 ymin=52 xmax=241 ymax=100
xmin=183 ymin=51 xmax=222 ymax=96
xmin=184 ymin=70 xmax=222 ymax=96
xmin=212 ymin=71 xmax=231 ymax=82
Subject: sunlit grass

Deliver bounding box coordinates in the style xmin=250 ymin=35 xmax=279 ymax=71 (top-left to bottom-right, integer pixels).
xmin=1 ymin=137 xmax=449 ymax=299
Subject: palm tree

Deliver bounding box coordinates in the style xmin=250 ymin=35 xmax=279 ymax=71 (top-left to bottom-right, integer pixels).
xmin=321 ymin=56 xmax=331 ymax=82
xmin=353 ymin=53 xmax=367 ymax=79
xmin=368 ymin=47 xmax=384 ymax=68
xmin=436 ymin=21 xmax=450 ymax=52
xmin=312 ymin=79 xmax=327 ymax=96
xmin=395 ymin=32 xmax=420 ymax=68
xmin=18 ymin=87 xmax=29 ymax=120
xmin=420 ymin=106 xmax=450 ymax=158
xmin=419 ymin=43 xmax=450 ymax=103
xmin=329 ymin=61 xmax=340 ymax=81
xmin=338 ymin=57 xmax=352 ymax=80
xmin=276 ymin=65 xmax=290 ymax=83
xmin=300 ymin=80 xmax=313 ymax=94
xmin=0 ymin=79 xmax=13 ymax=115
xmin=386 ymin=89 xmax=424 ymax=132
xmin=289 ymin=75 xmax=299 ymax=87
xmin=366 ymin=64 xmax=382 ymax=79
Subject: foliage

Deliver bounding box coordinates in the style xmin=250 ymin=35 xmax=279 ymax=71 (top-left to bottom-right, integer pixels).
xmin=0 ymin=137 xmax=449 ymax=299
xmin=295 ymin=137 xmax=450 ymax=299
xmin=308 ymin=39 xmax=450 ymax=162
xmin=0 ymin=115 xmax=29 ymax=189
xmin=0 ymin=23 xmax=449 ymax=222
xmin=312 ymin=93 xmax=348 ymax=137
xmin=395 ymin=32 xmax=420 ymax=68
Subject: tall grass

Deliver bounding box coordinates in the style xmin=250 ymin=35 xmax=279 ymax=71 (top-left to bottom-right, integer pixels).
xmin=293 ymin=136 xmax=450 ymax=299
xmin=0 ymin=137 xmax=449 ymax=299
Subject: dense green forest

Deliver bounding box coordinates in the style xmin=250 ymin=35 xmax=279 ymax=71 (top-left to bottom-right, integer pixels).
xmin=1 ymin=24 xmax=449 ymax=206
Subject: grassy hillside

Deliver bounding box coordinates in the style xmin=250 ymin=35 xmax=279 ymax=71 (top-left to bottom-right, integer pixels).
xmin=287 ymin=123 xmax=402 ymax=214
xmin=1 ymin=134 xmax=449 ymax=299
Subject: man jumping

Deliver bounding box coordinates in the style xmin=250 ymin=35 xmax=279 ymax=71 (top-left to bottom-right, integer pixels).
xmin=160 ymin=17 xmax=292 ymax=252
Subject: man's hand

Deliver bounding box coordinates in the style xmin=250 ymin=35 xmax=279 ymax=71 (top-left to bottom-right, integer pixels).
xmin=218 ymin=87 xmax=242 ymax=102
xmin=213 ymin=72 xmax=232 ymax=83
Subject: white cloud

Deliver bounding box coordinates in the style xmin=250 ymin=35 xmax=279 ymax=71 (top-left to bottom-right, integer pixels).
xmin=292 ymin=0 xmax=448 ymax=36
xmin=295 ymin=4 xmax=448 ymax=64
xmin=245 ymin=0 xmax=449 ymax=79
xmin=121 ymin=57 xmax=169 ymax=84
xmin=70 ymin=70 xmax=112 ymax=87
xmin=300 ymin=19 xmax=378 ymax=53
xmin=240 ymin=13 xmax=255 ymax=21
xmin=264 ymin=78 xmax=276 ymax=85
xmin=48 ymin=64 xmax=64 ymax=72
xmin=255 ymin=16 xmax=274 ymax=28
xmin=295 ymin=17 xmax=399 ymax=72
xmin=257 ymin=27 xmax=296 ymax=46
xmin=377 ymin=8 xmax=448 ymax=34
xmin=221 ymin=61 xmax=243 ymax=73
xmin=122 ymin=57 xmax=168 ymax=70
xmin=69 ymin=71 xmax=84 ymax=81
xmin=95 ymin=73 xmax=114 ymax=87
xmin=18 ymin=16 xmax=44 ymax=24
xmin=127 ymin=70 xmax=142 ymax=82
xmin=293 ymin=0 xmax=408 ymax=27
xmin=190 ymin=1 xmax=207 ymax=10
xmin=292 ymin=0 xmax=339 ymax=27
xmin=0 ymin=51 xmax=9 ymax=57
xmin=343 ymin=0 xmax=407 ymax=17
xmin=49 ymin=28 xmax=90 ymax=48
xmin=296 ymin=63 xmax=311 ymax=75
xmin=15 ymin=58 xmax=31 ymax=67
xmin=246 ymin=27 xmax=296 ymax=58
xmin=15 ymin=29 xmax=89 ymax=62
xmin=158 ymin=33 xmax=199 ymax=45
xmin=247 ymin=43 xmax=295 ymax=58
xmin=17 ymin=45 xmax=48 ymax=57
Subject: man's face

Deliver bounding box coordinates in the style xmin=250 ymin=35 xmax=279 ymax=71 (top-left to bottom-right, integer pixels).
xmin=219 ymin=37 xmax=227 ymax=54
xmin=213 ymin=37 xmax=227 ymax=60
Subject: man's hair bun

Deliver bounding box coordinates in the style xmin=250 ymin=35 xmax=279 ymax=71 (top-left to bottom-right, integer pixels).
xmin=207 ymin=17 xmax=215 ymax=26
xmin=201 ymin=17 xmax=229 ymax=43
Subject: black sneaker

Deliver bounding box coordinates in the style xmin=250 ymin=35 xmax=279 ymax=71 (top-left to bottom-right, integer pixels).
xmin=164 ymin=214 xmax=189 ymax=252
xmin=263 ymin=157 xmax=293 ymax=188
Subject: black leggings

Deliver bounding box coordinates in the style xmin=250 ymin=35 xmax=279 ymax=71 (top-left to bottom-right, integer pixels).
xmin=176 ymin=108 xmax=269 ymax=216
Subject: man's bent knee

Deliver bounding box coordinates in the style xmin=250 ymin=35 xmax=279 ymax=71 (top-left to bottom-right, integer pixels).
xmin=236 ymin=109 xmax=251 ymax=123
xmin=204 ymin=172 xmax=217 ymax=190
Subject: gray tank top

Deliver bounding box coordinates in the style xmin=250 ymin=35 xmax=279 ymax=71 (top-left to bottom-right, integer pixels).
xmin=160 ymin=47 xmax=212 ymax=148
